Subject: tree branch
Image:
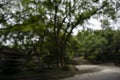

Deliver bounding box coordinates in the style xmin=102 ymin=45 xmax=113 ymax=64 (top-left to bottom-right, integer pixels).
xmin=64 ymin=4 xmax=106 ymax=46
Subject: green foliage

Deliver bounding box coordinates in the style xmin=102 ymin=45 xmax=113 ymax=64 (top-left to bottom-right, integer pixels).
xmin=68 ymin=29 xmax=120 ymax=64
xmin=0 ymin=0 xmax=119 ymax=69
xmin=61 ymin=65 xmax=76 ymax=71
xmin=24 ymin=61 xmax=37 ymax=70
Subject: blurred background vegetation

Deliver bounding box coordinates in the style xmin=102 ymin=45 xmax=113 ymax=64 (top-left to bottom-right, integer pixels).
xmin=0 ymin=0 xmax=120 ymax=79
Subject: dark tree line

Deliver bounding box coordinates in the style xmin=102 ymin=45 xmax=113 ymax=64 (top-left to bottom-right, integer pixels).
xmin=69 ymin=27 xmax=120 ymax=65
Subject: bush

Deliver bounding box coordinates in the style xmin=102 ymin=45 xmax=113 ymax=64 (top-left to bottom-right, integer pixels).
xmin=24 ymin=61 xmax=37 ymax=70
xmin=61 ymin=65 xmax=76 ymax=71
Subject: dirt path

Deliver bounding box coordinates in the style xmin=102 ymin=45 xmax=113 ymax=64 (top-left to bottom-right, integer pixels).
xmin=61 ymin=63 xmax=120 ymax=80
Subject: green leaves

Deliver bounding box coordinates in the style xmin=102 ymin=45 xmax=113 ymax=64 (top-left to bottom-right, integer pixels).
xmin=0 ymin=0 xmax=119 ymax=68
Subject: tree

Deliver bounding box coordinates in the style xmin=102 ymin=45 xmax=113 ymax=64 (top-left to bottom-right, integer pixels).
xmin=45 ymin=0 xmax=119 ymax=68
xmin=112 ymin=30 xmax=120 ymax=65
xmin=0 ymin=0 xmax=119 ymax=68
xmin=76 ymin=30 xmax=107 ymax=62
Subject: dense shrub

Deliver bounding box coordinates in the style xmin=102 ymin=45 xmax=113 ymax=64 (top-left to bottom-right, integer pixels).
xmin=61 ymin=65 xmax=76 ymax=71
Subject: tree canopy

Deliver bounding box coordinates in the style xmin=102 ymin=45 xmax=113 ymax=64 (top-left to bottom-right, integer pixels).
xmin=0 ymin=0 xmax=120 ymax=69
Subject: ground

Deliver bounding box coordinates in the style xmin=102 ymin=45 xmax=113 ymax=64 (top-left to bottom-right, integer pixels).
xmin=61 ymin=63 xmax=120 ymax=80
xmin=0 ymin=63 xmax=119 ymax=80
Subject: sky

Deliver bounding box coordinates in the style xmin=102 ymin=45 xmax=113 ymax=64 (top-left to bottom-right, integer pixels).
xmin=73 ymin=18 xmax=102 ymax=35
xmin=73 ymin=17 xmax=120 ymax=35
